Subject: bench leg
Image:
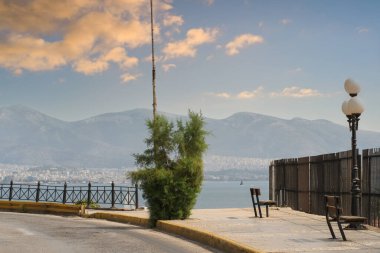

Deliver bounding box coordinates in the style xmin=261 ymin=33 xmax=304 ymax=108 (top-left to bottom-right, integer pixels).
xmin=255 ymin=195 xmax=263 ymax=218
xmin=326 ymin=219 xmax=336 ymax=239
xmin=337 ymin=221 xmax=347 ymax=241
xmin=251 ymin=196 xmax=258 ymax=217
xmin=253 ymin=204 xmax=258 ymax=217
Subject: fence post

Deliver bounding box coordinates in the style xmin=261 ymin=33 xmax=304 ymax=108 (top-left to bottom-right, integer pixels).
xmin=86 ymin=182 xmax=91 ymax=208
xmin=63 ymin=182 xmax=67 ymax=204
xmin=111 ymin=181 xmax=115 ymax=208
xmin=36 ymin=181 xmax=40 ymax=202
xmin=135 ymin=183 xmax=139 ymax=209
xmin=9 ymin=180 xmax=13 ymax=201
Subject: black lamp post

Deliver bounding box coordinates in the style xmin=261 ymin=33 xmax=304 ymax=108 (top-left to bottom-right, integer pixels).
xmin=341 ymin=79 xmax=364 ymax=226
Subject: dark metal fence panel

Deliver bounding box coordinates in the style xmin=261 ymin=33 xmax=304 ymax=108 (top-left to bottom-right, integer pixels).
xmin=269 ymin=161 xmax=275 ymax=201
xmin=284 ymin=158 xmax=298 ymax=210
xmin=65 ymin=185 xmax=88 ymax=204
xmin=38 ymin=184 xmax=65 ymax=203
xmin=322 ymin=153 xmax=341 ymax=195
xmin=309 ymin=154 xmax=324 ymax=215
xmin=362 ymin=148 xmax=371 ymax=224
xmin=338 ymin=150 xmax=355 ymax=215
xmin=298 ymin=156 xmax=310 ymax=213
xmin=362 ymin=148 xmax=380 ymax=227
xmin=4 ymin=182 xmax=39 ymax=202
xmin=274 ymin=159 xmax=286 ymax=206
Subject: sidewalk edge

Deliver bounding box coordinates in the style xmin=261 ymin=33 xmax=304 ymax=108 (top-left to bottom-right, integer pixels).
xmin=157 ymin=220 xmax=264 ymax=253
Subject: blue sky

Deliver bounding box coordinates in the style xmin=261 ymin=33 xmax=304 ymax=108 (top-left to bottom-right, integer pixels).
xmin=0 ymin=0 xmax=379 ymax=131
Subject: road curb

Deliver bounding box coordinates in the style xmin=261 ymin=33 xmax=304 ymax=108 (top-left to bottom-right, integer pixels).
xmin=0 ymin=200 xmax=81 ymax=215
xmin=157 ymin=220 xmax=264 ymax=253
xmin=85 ymin=212 xmax=150 ymax=227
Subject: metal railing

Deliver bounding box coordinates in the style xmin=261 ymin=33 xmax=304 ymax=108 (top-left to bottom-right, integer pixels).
xmin=0 ymin=181 xmax=139 ymax=209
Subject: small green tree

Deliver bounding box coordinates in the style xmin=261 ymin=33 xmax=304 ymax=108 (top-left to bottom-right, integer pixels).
xmin=129 ymin=111 xmax=208 ymax=226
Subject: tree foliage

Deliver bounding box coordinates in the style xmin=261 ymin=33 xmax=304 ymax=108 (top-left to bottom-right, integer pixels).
xmin=129 ymin=111 xmax=208 ymax=226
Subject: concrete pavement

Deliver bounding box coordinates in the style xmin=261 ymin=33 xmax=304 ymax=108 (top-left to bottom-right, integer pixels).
xmin=86 ymin=207 xmax=380 ymax=253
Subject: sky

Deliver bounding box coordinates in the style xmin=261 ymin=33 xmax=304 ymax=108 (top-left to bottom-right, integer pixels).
xmin=0 ymin=0 xmax=379 ymax=131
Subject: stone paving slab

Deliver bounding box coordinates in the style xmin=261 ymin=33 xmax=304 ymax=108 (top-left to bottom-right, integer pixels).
xmin=87 ymin=207 xmax=380 ymax=253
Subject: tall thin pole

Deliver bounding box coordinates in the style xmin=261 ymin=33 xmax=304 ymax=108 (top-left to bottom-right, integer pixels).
xmin=150 ymin=0 xmax=157 ymax=119
xmin=150 ymin=0 xmax=158 ymax=167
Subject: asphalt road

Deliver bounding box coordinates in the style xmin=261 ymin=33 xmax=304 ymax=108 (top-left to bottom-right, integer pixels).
xmin=0 ymin=212 xmax=219 ymax=253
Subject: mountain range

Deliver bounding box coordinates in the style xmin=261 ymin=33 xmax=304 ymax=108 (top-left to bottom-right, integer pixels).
xmin=0 ymin=105 xmax=379 ymax=168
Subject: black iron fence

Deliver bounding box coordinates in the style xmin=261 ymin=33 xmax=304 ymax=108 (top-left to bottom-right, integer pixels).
xmin=269 ymin=148 xmax=380 ymax=228
xmin=0 ymin=181 xmax=139 ymax=209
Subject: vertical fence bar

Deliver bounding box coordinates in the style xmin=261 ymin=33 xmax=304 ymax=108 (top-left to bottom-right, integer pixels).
xmin=298 ymin=156 xmax=310 ymax=213
xmin=63 ymin=182 xmax=67 ymax=204
xmin=135 ymin=183 xmax=139 ymax=209
xmin=269 ymin=161 xmax=275 ymax=201
xmin=87 ymin=182 xmax=91 ymax=208
xmin=36 ymin=181 xmax=40 ymax=202
xmin=9 ymin=180 xmax=13 ymax=201
xmin=111 ymin=181 xmax=115 ymax=208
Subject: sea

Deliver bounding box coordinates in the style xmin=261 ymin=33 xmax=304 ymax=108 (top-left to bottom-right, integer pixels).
xmin=194 ymin=180 xmax=269 ymax=209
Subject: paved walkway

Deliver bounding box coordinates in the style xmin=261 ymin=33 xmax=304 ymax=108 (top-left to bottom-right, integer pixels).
xmin=86 ymin=207 xmax=380 ymax=253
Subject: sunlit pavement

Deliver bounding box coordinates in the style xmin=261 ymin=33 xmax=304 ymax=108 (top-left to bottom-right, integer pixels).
xmin=87 ymin=207 xmax=380 ymax=253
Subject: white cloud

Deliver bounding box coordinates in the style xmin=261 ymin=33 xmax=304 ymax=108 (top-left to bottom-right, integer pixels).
xmin=225 ymin=34 xmax=264 ymax=56
xmin=162 ymin=28 xmax=219 ymax=59
xmin=280 ymin=19 xmax=292 ymax=25
xmin=163 ymin=14 xmax=184 ymax=27
xmin=162 ymin=63 xmax=176 ymax=72
xmin=209 ymin=86 xmax=263 ymax=100
xmin=73 ymin=47 xmax=138 ymax=75
xmin=356 ymin=27 xmax=369 ymax=33
xmin=158 ymin=0 xmax=174 ymax=11
xmin=215 ymin=92 xmax=231 ymax=99
xmin=121 ymin=73 xmax=141 ymax=83
xmin=237 ymin=87 xmax=264 ymax=99
xmin=270 ymin=86 xmax=322 ymax=98
xmin=74 ymin=59 xmax=109 ymax=75
xmin=0 ymin=0 xmax=165 ymax=79
xmin=258 ymin=21 xmax=264 ymax=28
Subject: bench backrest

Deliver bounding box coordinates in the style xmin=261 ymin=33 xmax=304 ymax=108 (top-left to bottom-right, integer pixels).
xmin=324 ymin=195 xmax=343 ymax=219
xmin=250 ymin=188 xmax=261 ymax=196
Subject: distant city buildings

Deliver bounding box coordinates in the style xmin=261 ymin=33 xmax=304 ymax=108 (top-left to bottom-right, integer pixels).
xmin=0 ymin=156 xmax=271 ymax=183
xmin=0 ymin=165 xmax=133 ymax=184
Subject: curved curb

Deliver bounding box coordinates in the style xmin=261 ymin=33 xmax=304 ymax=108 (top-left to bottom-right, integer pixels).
xmin=157 ymin=220 xmax=264 ymax=253
xmin=85 ymin=212 xmax=149 ymax=227
xmin=0 ymin=200 xmax=81 ymax=215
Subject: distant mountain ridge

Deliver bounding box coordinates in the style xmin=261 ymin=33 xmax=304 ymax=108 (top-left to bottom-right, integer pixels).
xmin=0 ymin=105 xmax=379 ymax=168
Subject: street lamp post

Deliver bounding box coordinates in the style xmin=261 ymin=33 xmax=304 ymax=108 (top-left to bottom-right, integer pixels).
xmin=341 ymin=79 xmax=364 ymax=226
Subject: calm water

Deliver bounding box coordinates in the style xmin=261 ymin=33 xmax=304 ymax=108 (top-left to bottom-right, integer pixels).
xmin=194 ymin=180 xmax=269 ymax=209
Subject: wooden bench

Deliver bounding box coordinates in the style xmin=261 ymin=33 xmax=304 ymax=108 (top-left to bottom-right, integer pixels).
xmin=250 ymin=188 xmax=276 ymax=218
xmin=324 ymin=195 xmax=367 ymax=241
